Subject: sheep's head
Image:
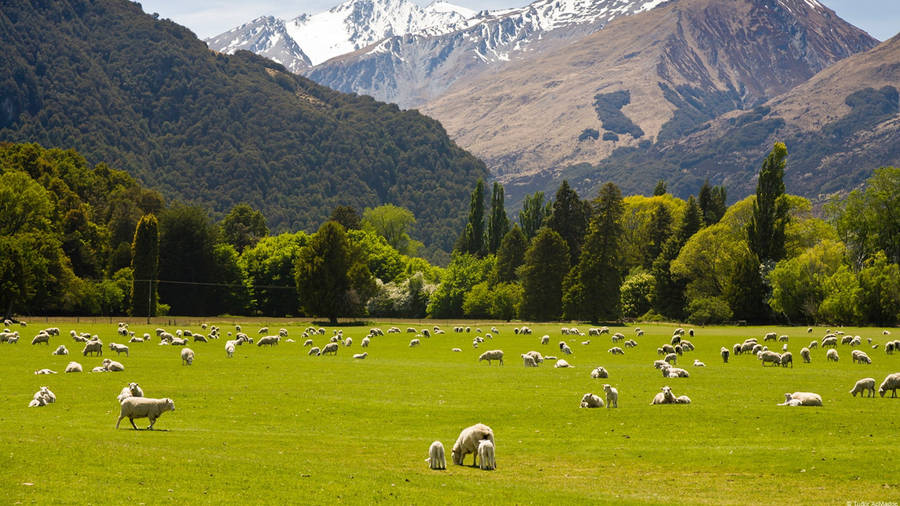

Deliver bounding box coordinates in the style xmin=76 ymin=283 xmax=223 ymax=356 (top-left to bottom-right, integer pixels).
xmin=784 ymin=393 xmax=793 ymax=402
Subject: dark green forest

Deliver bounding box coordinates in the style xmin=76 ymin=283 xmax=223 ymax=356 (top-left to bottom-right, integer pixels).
xmin=0 ymin=0 xmax=487 ymax=259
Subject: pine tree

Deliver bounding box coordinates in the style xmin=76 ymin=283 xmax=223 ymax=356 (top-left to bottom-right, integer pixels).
xmin=645 ymin=202 xmax=673 ymax=268
xmin=518 ymin=191 xmax=550 ymax=240
xmin=679 ymin=196 xmax=704 ymax=244
xmin=130 ymin=214 xmax=158 ymax=317
xmin=486 ymin=182 xmax=510 ymax=254
xmin=518 ymin=228 xmax=569 ymax=320
xmin=748 ymin=142 xmax=789 ymax=263
xmin=698 ymin=179 xmax=727 ymax=226
xmin=457 ymin=179 xmax=486 ymax=256
xmin=493 ymin=225 xmax=527 ymax=284
xmin=653 ymin=180 xmax=667 ymax=196
xmin=547 ymin=180 xmax=589 ymax=264
xmin=562 ymin=182 xmax=625 ymax=322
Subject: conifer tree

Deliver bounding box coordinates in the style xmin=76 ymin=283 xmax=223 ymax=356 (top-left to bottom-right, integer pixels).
xmin=494 ymin=226 xmax=528 ymax=284
xmin=518 ymin=191 xmax=551 ymax=240
xmin=519 ymin=228 xmax=569 ymax=320
xmin=547 ymin=180 xmax=589 ymax=264
xmin=130 ymin=214 xmax=158 ymax=317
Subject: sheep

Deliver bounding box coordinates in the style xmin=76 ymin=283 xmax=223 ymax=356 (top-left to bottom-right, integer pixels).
xmin=36 ymin=386 xmax=56 ymax=403
xmin=171 ymin=337 xmax=188 ymax=346
xmin=721 ymin=347 xmax=730 ymax=363
xmin=129 ymin=336 xmax=144 ymax=343
xmin=852 ymin=350 xmax=872 ymax=364
xmin=225 ymin=341 xmax=235 ymax=358
xmin=407 ymin=327 xmax=417 ymax=333
xmin=651 ymin=386 xmax=677 ymax=405
xmin=65 ymin=361 xmax=83 ymax=373
xmin=181 ymin=348 xmax=194 ymax=365
xmin=308 ymin=347 xmax=320 ymax=356
xmin=581 ymin=340 xmax=591 ymax=346
xmin=781 ymin=343 xmax=789 ymax=353
xmin=52 ymin=345 xmax=69 ymax=356
xmin=525 ymin=351 xmax=544 ymax=364
xmin=103 ymin=358 xmax=125 ymax=371
xmin=554 ymin=359 xmax=572 ymax=368
xmin=764 ymin=332 xmax=777 ymax=342
xmin=452 ymin=348 xmax=462 ymax=352
xmin=579 ymin=393 xmax=604 ymax=408
xmin=826 ymin=349 xmax=839 ymax=362
xmin=778 ymin=395 xmax=803 ymax=406
xmin=590 ymin=366 xmax=608 ymax=379
xmin=751 ymin=344 xmax=763 ymax=355
xmin=521 ymin=354 xmax=537 ymax=367
xmin=800 ymin=347 xmax=811 ymax=363
xmin=822 ymin=336 xmax=838 ymax=348
xmin=809 ymin=340 xmax=818 ymax=349
xmin=361 ymin=337 xmax=370 ymax=348
xmin=674 ymin=328 xmax=685 ymax=336
xmin=451 ymin=423 xmax=494 ymax=467
xmin=664 ymin=353 xmax=677 ymax=364
xmin=661 ymin=365 xmax=690 ymax=378
xmin=878 ymin=373 xmax=900 ymax=397
xmin=850 ymin=378 xmax=876 ymax=398
xmin=732 ymin=343 xmax=741 ymax=356
xmin=559 ymin=342 xmax=573 ymax=355
xmin=478 ymin=350 xmax=504 ymax=365
xmin=116 ymin=397 xmax=175 ymax=430
xmin=423 ymin=330 xmax=432 ymax=338
xmin=257 ymin=335 xmax=280 ymax=347
xmin=758 ymin=350 xmax=782 ymax=366
xmin=409 ymin=338 xmax=420 ymax=348
xmin=28 ymin=396 xmax=47 ymax=408
xmin=780 ymin=352 xmax=793 ymax=368
xmin=540 ymin=335 xmax=550 ymax=345
xmin=675 ymin=395 xmax=692 ymax=404
xmin=787 ymin=392 xmax=823 ymax=406
xmin=689 ymin=329 xmax=695 ymax=337
xmin=662 ymin=344 xmax=675 ymax=355
xmin=117 ymin=382 xmax=144 ymax=403
xmin=257 ymin=327 xmax=269 ymax=335
xmin=193 ymin=334 xmax=208 ymax=343
xmin=91 ymin=366 xmax=107 ymax=373
xmin=778 ymin=335 xmax=789 ymax=343
xmin=109 ymin=343 xmax=129 ymax=356
xmin=887 ymin=342 xmax=896 ymax=354
xmin=303 ymin=339 xmax=314 ymax=347
xmin=693 ymin=359 xmax=705 ymax=367
xmin=320 ymin=343 xmax=339 ymax=356
xmin=477 ymin=439 xmax=496 ymax=470
xmin=670 ymin=335 xmax=681 ymax=345
xmin=624 ymin=339 xmax=638 ymax=348
xmin=602 ymin=384 xmax=618 ymax=408
xmin=343 ymin=337 xmax=353 ymax=347
xmin=675 ymin=344 xmax=683 ymax=356
xmin=278 ymin=328 xmax=288 ymax=338
xmin=353 ymin=352 xmax=368 ymax=359
xmin=608 ymin=347 xmax=625 ymax=355
xmin=612 ymin=333 xmax=625 ymax=343
xmin=31 ymin=332 xmax=51 ymax=345
xmin=426 ymin=441 xmax=446 ymax=470
xmin=34 ymin=368 xmax=57 ymax=375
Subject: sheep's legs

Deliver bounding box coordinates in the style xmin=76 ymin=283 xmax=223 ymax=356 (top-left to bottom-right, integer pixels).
xmin=129 ymin=417 xmax=138 ymax=430
xmin=147 ymin=416 xmax=157 ymax=430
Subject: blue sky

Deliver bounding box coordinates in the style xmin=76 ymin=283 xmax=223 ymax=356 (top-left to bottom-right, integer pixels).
xmin=138 ymin=0 xmax=900 ymax=41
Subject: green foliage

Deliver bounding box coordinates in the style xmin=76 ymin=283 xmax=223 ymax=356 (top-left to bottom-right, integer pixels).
xmin=547 ymin=180 xmax=590 ymax=264
xmin=361 ymin=204 xmax=422 ymax=257
xmin=221 ymin=203 xmax=268 ymax=254
xmin=687 ymin=297 xmax=733 ymax=325
xmin=295 ymin=221 xmax=375 ymax=323
xmin=856 ymin=252 xmax=900 ymax=325
xmin=653 ymin=180 xmax=667 ymax=196
xmin=462 ymin=282 xmax=493 ymax=318
xmin=747 ymin=142 xmax=789 ymax=263
xmin=620 ymin=195 xmax=685 ymax=271
xmin=518 ymin=191 xmax=551 ymax=241
xmin=592 ymin=90 xmax=644 ymax=138
xmin=427 ymin=253 xmax=494 ymax=318
xmin=367 ymin=273 xmax=436 ymax=318
xmin=493 ymin=226 xmax=528 ymax=285
xmin=768 ymin=240 xmax=846 ymax=322
xmin=486 ymin=182 xmax=510 ymax=254
xmin=130 ymin=214 xmax=159 ymax=317
xmin=347 ymin=229 xmax=406 ymax=283
xmin=210 ymin=243 xmax=251 ymax=316
xmin=330 ymin=205 xmax=361 ymax=231
xmin=519 ymin=229 xmax=569 ymax=321
xmin=698 ymin=179 xmax=727 ymax=226
xmin=491 ymin=282 xmax=523 ymax=321
xmin=239 ymin=232 xmax=308 ymax=316
xmin=818 ymin=266 xmax=862 ymax=324
xmin=620 ymin=271 xmax=655 ymax=318
xmin=158 ymin=205 xmax=220 ymax=315
xmin=457 ymin=179 xmax=486 ymax=257
xmin=827 ymin=167 xmax=900 ymax=266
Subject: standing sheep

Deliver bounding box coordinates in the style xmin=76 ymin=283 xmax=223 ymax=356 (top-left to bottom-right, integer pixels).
xmin=780 ymin=352 xmax=793 ymax=368
xmin=878 ymin=373 xmax=900 ymax=397
xmin=477 ymin=440 xmax=496 ymax=470
xmin=521 ymin=354 xmax=537 ymax=367
xmin=826 ymin=349 xmax=839 ymax=362
xmin=109 ymin=343 xmax=129 ymax=356
xmin=257 ymin=335 xmax=280 ymax=347
xmin=361 ymin=337 xmax=370 ymax=348
xmin=849 ymin=378 xmax=876 ymax=398
xmin=720 ymin=347 xmax=729 ymax=363
xmin=116 ymin=397 xmax=175 ymax=430
xmin=31 ymin=332 xmax=51 ymax=345
xmin=308 ymin=346 xmax=321 ymax=356
xmin=343 ymin=337 xmax=353 ymax=347
xmin=579 ymin=393 xmax=604 ymax=408
xmin=478 ymin=350 xmax=504 ymax=365
xmin=181 ymin=348 xmax=195 ymax=366
xmin=451 ymin=423 xmax=494 ymax=467
xmin=540 ymin=335 xmax=550 ymax=345
xmin=82 ymin=341 xmax=103 ymax=356
xmin=800 ymin=347 xmax=811 ymax=363
xmin=426 ymin=441 xmax=446 ymax=470
xmin=225 ymin=341 xmax=235 ymax=358
xmin=602 ymin=384 xmax=618 ymax=408
xmin=320 ymin=343 xmax=339 ymax=356
xmin=409 ymin=339 xmax=420 ymax=347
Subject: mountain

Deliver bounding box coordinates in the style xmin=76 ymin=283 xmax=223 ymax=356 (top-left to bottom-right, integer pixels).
xmin=206 ymin=0 xmax=476 ymax=71
xmin=420 ymin=0 xmax=879 ymax=202
xmin=0 ymin=0 xmax=487 ymax=257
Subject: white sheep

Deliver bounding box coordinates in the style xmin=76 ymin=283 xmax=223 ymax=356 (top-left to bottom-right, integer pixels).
xmin=452 ymin=348 xmax=462 ymax=352
xmin=590 ymin=366 xmax=608 ymax=379
xmin=787 ymin=392 xmax=823 ymax=406
xmin=826 ymin=349 xmax=839 ymax=362
xmin=344 ymin=337 xmax=353 ymax=347
xmin=102 ymin=358 xmax=125 ymax=371
xmin=778 ymin=394 xmax=803 ymax=406
xmin=353 ymin=352 xmax=367 ymax=359
xmin=608 ymin=347 xmax=624 ymax=355
xmin=602 ymin=384 xmax=618 ymax=408
xmin=35 ymin=386 xmax=56 ymax=404
xmin=477 ymin=439 xmax=496 ymax=470
xmin=65 ymin=361 xmax=83 ymax=373
xmin=52 ymin=345 xmax=68 ymax=356
xmin=319 ymin=343 xmax=339 ymax=356
xmin=525 ymin=351 xmax=544 ymax=364
xmin=34 ymin=368 xmax=57 ymax=375
xmin=661 ymin=365 xmax=690 ymax=378
xmin=559 ymin=342 xmax=573 ymax=355
xmin=780 ymin=351 xmax=793 ymax=368
xmin=31 ymin=332 xmax=50 ymax=345
xmin=193 ymin=333 xmax=208 ymax=343
xmin=554 ymin=359 xmax=572 ymax=368
xmin=693 ymin=359 xmax=705 ymax=367
xmin=181 ymin=348 xmax=194 ymax=365
xmin=361 ymin=337 xmax=370 ymax=348
xmin=257 ymin=335 xmax=280 ymax=347
xmin=800 ymin=347 xmax=811 ymax=363
xmin=579 ymin=392 xmax=604 ymax=408
xmin=478 ymin=350 xmax=504 ymax=365
xmin=409 ymin=339 xmax=420 ymax=347
xmin=225 ymin=342 xmax=235 ymax=358
xmin=308 ymin=346 xmax=321 ymax=356
xmin=758 ymin=350 xmax=782 ymax=366
xmin=540 ymin=335 xmax=550 ymax=345
xmin=720 ymin=347 xmax=729 ymax=363
xmin=117 ymin=382 xmax=144 ymax=403
xmin=878 ymin=373 xmax=900 ymax=397
xmin=426 ymin=441 xmax=446 ymax=470
xmin=82 ymin=341 xmax=103 ymax=356
xmin=521 ymin=354 xmax=537 ymax=367
xmin=451 ymin=423 xmax=494 ymax=467
xmin=109 ymin=343 xmax=129 ymax=356
xmin=852 ymin=350 xmax=872 ymax=364
xmin=664 ymin=353 xmax=677 ymax=364
xmin=651 ymin=386 xmax=676 ymax=405
xmin=850 ymin=378 xmax=876 ymax=397
xmin=116 ymin=397 xmax=175 ymax=430
xmin=675 ymin=395 xmax=692 ymax=404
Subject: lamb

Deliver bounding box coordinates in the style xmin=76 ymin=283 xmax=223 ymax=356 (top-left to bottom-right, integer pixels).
xmin=52 ymin=345 xmax=68 ymax=356
xmin=579 ymin=393 xmax=604 ymax=408
xmin=651 ymin=386 xmax=677 ymax=405
xmin=117 ymin=382 xmax=144 ymax=403
xmin=800 ymin=347 xmax=811 ymax=363
xmin=540 ymin=335 xmax=550 ymax=345
xmin=661 ymin=365 xmax=690 ymax=378
xmin=361 ymin=337 xmax=370 ymax=348
xmin=65 ymin=361 xmax=83 ymax=373
xmin=560 ymin=342 xmax=573 ymax=355
xmin=608 ymin=347 xmax=625 ymax=355
xmin=786 ymin=392 xmax=823 ymax=406
xmin=850 ymin=378 xmax=876 ymax=398
xmin=451 ymin=423 xmax=494 ymax=467
xmin=590 ymin=366 xmax=608 ymax=379
xmin=477 ymin=440 xmax=496 ymax=470
xmin=721 ymin=347 xmax=730 ymax=363
xmin=693 ymin=359 xmax=705 ymax=367
xmin=478 ymin=350 xmax=504 ymax=365
xmin=103 ymin=358 xmax=125 ymax=371
xmin=34 ymin=368 xmax=57 ymax=374
xmin=109 ymin=343 xmax=129 ymax=356
xmin=452 ymin=348 xmax=462 ymax=352
xmin=257 ymin=335 xmax=280 ymax=347
xmin=320 ymin=343 xmax=339 ymax=356
xmin=91 ymin=366 xmax=108 ymax=373
xmin=554 ymin=359 xmax=572 ymax=368
xmin=826 ymin=349 xmax=839 ymax=362
xmin=343 ymin=337 xmax=353 ymax=347
xmin=780 ymin=351 xmax=793 ymax=368
xmin=353 ymin=352 xmax=368 ymax=359
xmin=181 ymin=348 xmax=194 ymax=365
xmin=522 ymin=354 xmax=537 ymax=367
xmin=602 ymin=384 xmax=618 ymax=408
xmin=409 ymin=339 xmax=420 ymax=347
xmin=778 ymin=394 xmax=803 ymax=406
xmin=116 ymin=397 xmax=175 ymax=430
xmin=426 ymin=441 xmax=446 ymax=470
xmin=31 ymin=332 xmax=51 ymax=345
xmin=878 ymin=373 xmax=900 ymax=397
xmin=758 ymin=350 xmax=782 ymax=366
xmin=225 ymin=341 xmax=235 ymax=358
xmin=675 ymin=395 xmax=692 ymax=404
xmin=308 ymin=347 xmax=320 ymax=356
xmin=35 ymin=386 xmax=56 ymax=403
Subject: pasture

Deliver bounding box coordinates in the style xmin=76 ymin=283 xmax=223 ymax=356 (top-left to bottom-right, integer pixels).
xmin=2 ymin=320 xmax=899 ymax=504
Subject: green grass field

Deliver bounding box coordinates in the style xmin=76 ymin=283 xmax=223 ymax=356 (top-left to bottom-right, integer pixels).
xmin=2 ymin=319 xmax=899 ymax=504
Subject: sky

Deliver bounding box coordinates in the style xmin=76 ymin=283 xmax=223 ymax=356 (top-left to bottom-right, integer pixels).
xmin=137 ymin=0 xmax=900 ymax=41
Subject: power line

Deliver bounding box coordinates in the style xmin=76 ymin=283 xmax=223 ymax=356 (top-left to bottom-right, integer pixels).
xmin=89 ymin=278 xmax=297 ymax=291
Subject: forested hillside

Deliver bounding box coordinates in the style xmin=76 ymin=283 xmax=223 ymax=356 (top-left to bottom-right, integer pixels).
xmin=0 ymin=0 xmax=486 ymax=257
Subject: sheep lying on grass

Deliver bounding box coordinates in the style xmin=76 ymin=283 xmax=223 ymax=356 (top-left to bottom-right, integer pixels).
xmin=116 ymin=397 xmax=175 ymax=430
xmin=353 ymin=352 xmax=367 ymax=359
xmin=554 ymin=359 xmax=572 ymax=368
xmin=426 ymin=441 xmax=446 ymax=470
xmin=52 ymin=345 xmax=68 ymax=356
xmin=29 ymin=386 xmax=56 ymax=407
xmin=590 ymin=366 xmax=608 ymax=379
xmin=477 ymin=440 xmax=496 ymax=470
xmin=784 ymin=392 xmax=823 ymax=406
xmin=850 ymin=378 xmax=876 ymax=398
xmin=65 ymin=361 xmax=82 ymax=373
xmin=651 ymin=386 xmax=677 ymax=405
xmin=102 ymin=358 xmax=125 ymax=371
xmin=451 ymin=423 xmax=494 ymax=467
xmin=34 ymin=368 xmax=57 ymax=375
xmin=879 ymin=373 xmax=900 ymax=397
xmin=579 ymin=393 xmax=604 ymax=408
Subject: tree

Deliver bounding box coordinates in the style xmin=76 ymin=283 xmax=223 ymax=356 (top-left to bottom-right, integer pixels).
xmin=646 ymin=203 xmax=673 ymax=268
xmin=130 ymin=214 xmax=159 ymax=317
xmin=620 ymin=271 xmax=655 ymax=318
xmin=239 ymin=232 xmax=308 ymax=316
xmin=857 ymin=252 xmax=900 ymax=324
xmin=361 ymin=204 xmax=422 ymax=256
xmin=827 ymin=167 xmax=900 ymax=266
xmin=486 ymin=182 xmax=510 ymax=254
xmin=747 ymin=142 xmax=789 ymax=264
xmin=562 ymin=182 xmax=625 ymax=322
xmin=221 ymin=203 xmax=268 ymax=253
xmin=818 ymin=266 xmax=862 ymax=324
xmin=653 ymin=180 xmax=667 ymax=196
xmin=490 ymin=282 xmax=522 ymax=321
xmin=295 ymin=221 xmax=375 ymax=324
xmin=427 ymin=253 xmax=494 ymax=318
xmin=457 ymin=179 xmax=486 ymax=256
xmin=493 ymin=226 xmax=527 ymax=284
xmin=651 ymin=195 xmax=705 ymax=319
xmin=546 ymin=180 xmax=589 ymax=264
xmin=519 ymin=228 xmax=569 ymax=320
xmin=330 ymin=205 xmax=361 ymax=230
xmin=158 ymin=205 xmax=220 ymax=315
xmin=768 ymin=240 xmax=845 ymax=322
xmin=679 ymin=196 xmax=704 ymax=244
xmin=620 ymin=195 xmax=686 ymax=272
xmin=698 ymin=179 xmax=727 ymax=226
xmin=518 ymin=191 xmax=551 ymax=240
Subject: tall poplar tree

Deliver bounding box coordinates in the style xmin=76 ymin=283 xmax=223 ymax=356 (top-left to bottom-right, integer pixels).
xmin=748 ymin=142 xmax=789 ymax=263
xmin=518 ymin=191 xmax=550 ymax=240
xmin=486 ymin=182 xmax=510 ymax=254
xmin=130 ymin=214 xmax=158 ymax=317
xmin=456 ymin=179 xmax=486 ymax=256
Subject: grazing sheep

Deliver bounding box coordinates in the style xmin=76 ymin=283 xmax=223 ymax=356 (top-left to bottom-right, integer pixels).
xmin=478 ymin=350 xmax=504 ymax=365
xmin=117 ymin=382 xmax=144 ymax=403
xmin=608 ymin=347 xmax=625 ymax=355
xmin=303 ymin=339 xmax=314 ymax=347
xmin=612 ymin=333 xmax=625 ymax=343
xmin=34 ymin=368 xmax=57 ymax=375
xmin=65 ymin=361 xmax=83 ymax=373
xmin=800 ymin=347 xmax=811 ymax=363
xmin=103 ymin=358 xmax=125 ymax=371
xmin=426 ymin=441 xmax=446 ymax=470
xmin=693 ymin=359 xmax=705 ymax=367
xmin=554 ymin=359 xmax=572 ymax=368
xmin=624 ymin=339 xmax=638 ymax=348
xmin=662 ymin=344 xmax=675 ymax=354
xmin=116 ymin=397 xmax=175 ymax=430
xmin=225 ymin=342 xmax=235 ymax=358
xmin=764 ymin=332 xmax=777 ymax=342
xmin=525 ymin=351 xmax=544 ymax=364
xmin=560 ymin=342 xmax=573 ymax=355
xmin=181 ymin=348 xmax=194 ymax=366
xmin=670 ymin=335 xmax=681 ymax=345
xmin=808 ymin=340 xmax=818 ymax=349
xmin=361 ymin=337 xmax=370 ymax=348
xmin=521 ymin=354 xmax=537 ymax=367
xmin=320 ymin=343 xmax=339 ymax=356
xmin=52 ymin=345 xmax=68 ymax=356
xmin=342 ymin=337 xmax=353 ymax=347
xmin=651 ymin=386 xmax=677 ymax=405
xmin=603 ymin=384 xmax=618 ymax=408
xmin=721 ymin=347 xmax=730 ymax=363
xmin=193 ymin=334 xmax=208 ymax=343
xmin=758 ymin=350 xmax=782 ymax=366
xmin=780 ymin=352 xmax=793 ymax=368
xmin=540 ymin=335 xmax=550 ymax=345
xmin=590 ymin=366 xmax=608 ymax=379
xmin=353 ymin=352 xmax=368 ymax=359
xmin=822 ymin=336 xmax=838 ymax=348
xmin=31 ymin=332 xmax=50 ymax=345
xmin=787 ymin=392 xmax=823 ymax=406
xmin=826 ymin=349 xmax=839 ymax=362
xmin=664 ymin=353 xmax=677 ymax=364
xmin=850 ymin=378 xmax=876 ymax=398
xmin=451 ymin=423 xmax=494 ymax=467
xmin=109 ymin=343 xmax=129 ymax=356
xmin=257 ymin=335 xmax=280 ymax=347
xmin=878 ymin=373 xmax=900 ymax=397
xmin=258 ymin=327 xmax=269 ymax=335
xmin=308 ymin=346 xmax=320 ymax=356
xmin=477 ymin=440 xmax=496 ymax=470
xmin=579 ymin=393 xmax=604 ymax=408
xmin=852 ymin=350 xmax=872 ymax=364
xmin=732 ymin=343 xmax=741 ymax=356
xmin=778 ymin=335 xmax=789 ymax=343
xmin=409 ymin=339 xmax=421 ymax=348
